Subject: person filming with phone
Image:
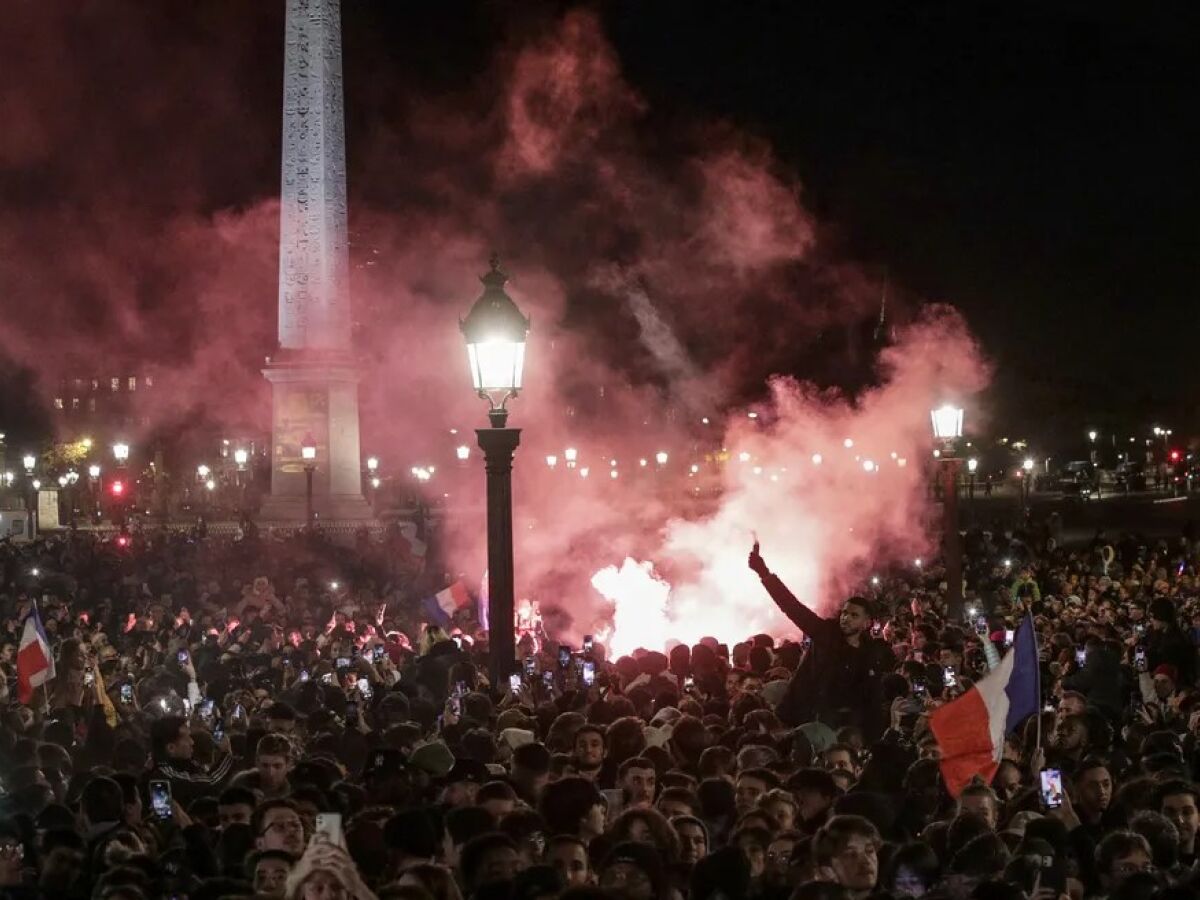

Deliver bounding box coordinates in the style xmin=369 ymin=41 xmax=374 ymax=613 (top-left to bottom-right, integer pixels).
xmin=749 ymin=541 xmax=894 ymax=738
xmin=148 ymin=715 xmax=235 ymax=807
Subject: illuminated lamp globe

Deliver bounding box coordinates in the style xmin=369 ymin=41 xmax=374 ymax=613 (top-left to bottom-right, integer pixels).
xmin=22 ymin=454 xmax=35 ymax=472
xmin=456 ymin=445 xmax=470 ymax=461
xmin=460 ymin=254 xmax=530 ymax=426
xmin=88 ymin=465 xmax=101 ymax=479
xmin=301 ymin=433 xmax=318 ymax=463
xmin=930 ymin=404 xmax=964 ymax=441
xmin=234 ymin=448 xmax=249 ymax=468
xmin=655 ymin=451 xmax=669 ymax=466
xmin=1022 ymin=458 xmax=1034 ymax=472
xmin=366 ymin=456 xmax=379 ymax=472
xmin=967 ymin=458 xmax=978 ymax=473
xmin=112 ymin=442 xmax=130 ymax=463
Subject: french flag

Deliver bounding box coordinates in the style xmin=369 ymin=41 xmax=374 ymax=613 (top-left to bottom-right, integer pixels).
xmin=17 ymin=604 xmax=56 ymax=704
xmin=930 ymin=614 xmax=1040 ymax=796
xmin=422 ymin=581 xmax=472 ymax=628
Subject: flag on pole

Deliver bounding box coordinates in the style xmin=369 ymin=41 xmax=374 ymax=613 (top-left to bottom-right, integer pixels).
xmin=17 ymin=604 xmax=56 ymax=704
xmin=478 ymin=569 xmax=490 ymax=632
xmin=929 ymin=614 xmax=1040 ymax=796
xmin=421 ymin=581 xmax=472 ymax=627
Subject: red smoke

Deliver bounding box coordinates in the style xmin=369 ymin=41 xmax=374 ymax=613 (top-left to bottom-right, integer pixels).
xmin=0 ymin=6 xmax=989 ymax=646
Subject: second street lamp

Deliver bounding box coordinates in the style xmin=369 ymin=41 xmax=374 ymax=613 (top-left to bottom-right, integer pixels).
xmin=930 ymin=403 xmax=965 ymax=622
xmin=301 ymin=433 xmax=318 ymax=528
xmin=461 ymin=253 xmax=529 ymax=687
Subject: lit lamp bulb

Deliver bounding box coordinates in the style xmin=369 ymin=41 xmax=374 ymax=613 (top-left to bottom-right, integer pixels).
xmin=655 ymin=451 xmax=668 ymax=465
xmin=366 ymin=456 xmax=379 ymax=473
xmin=456 ymin=445 xmax=470 ymax=461
xmin=205 ymin=479 xmax=216 ymax=491
xmin=690 ymin=464 xmax=699 ymax=474
xmin=564 ymin=447 xmax=578 ymax=469
xmin=31 ymin=479 xmax=41 ymax=490
xmin=1023 ymin=458 xmax=1034 ymax=473
xmin=738 ymin=451 xmax=751 ymax=463
xmin=22 ymin=454 xmax=35 ymax=473
xmin=811 ymin=453 xmax=823 ymax=465
xmin=88 ymin=464 xmax=100 ymax=479
xmin=639 ymin=458 xmax=648 ymax=467
xmin=112 ymin=442 xmax=130 ymax=463
xmin=370 ymin=477 xmax=381 ymax=489
xmin=967 ymin=458 xmax=978 ymax=473
xmin=580 ymin=467 xmax=590 ymax=479
xmin=863 ymin=460 xmax=876 ymax=472
xmin=546 ymin=455 xmax=558 ymax=468
xmin=197 ymin=464 xmax=210 ymax=479
xmin=234 ymin=448 xmax=249 ymax=468
xmin=843 ymin=438 xmax=854 ymax=449
xmin=610 ymin=469 xmax=618 ymax=480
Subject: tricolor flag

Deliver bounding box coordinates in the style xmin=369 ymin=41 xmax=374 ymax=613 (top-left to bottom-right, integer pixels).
xmin=930 ymin=614 xmax=1040 ymax=797
xmin=422 ymin=581 xmax=472 ymax=628
xmin=17 ymin=604 xmax=56 ymax=704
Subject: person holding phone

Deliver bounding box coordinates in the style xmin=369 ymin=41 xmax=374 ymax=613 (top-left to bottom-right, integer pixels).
xmin=749 ymin=541 xmax=894 ymax=738
xmin=147 ymin=714 xmax=235 ymax=807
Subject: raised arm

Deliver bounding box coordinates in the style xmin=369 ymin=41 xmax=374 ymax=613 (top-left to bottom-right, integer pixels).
xmin=748 ymin=542 xmax=825 ymax=636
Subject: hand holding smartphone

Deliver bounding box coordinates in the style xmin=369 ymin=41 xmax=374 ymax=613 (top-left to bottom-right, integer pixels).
xmin=150 ymin=780 xmax=173 ymax=820
xmin=1038 ymin=768 xmax=1063 ymax=810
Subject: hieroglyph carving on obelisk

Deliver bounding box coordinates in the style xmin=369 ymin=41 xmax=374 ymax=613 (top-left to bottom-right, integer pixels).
xmin=278 ymin=0 xmax=351 ymax=352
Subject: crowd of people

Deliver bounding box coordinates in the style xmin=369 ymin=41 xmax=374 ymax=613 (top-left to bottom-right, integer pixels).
xmin=2 ymin=520 xmax=1200 ymax=900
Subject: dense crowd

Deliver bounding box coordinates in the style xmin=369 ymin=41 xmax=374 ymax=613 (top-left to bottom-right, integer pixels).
xmin=2 ymin=520 xmax=1200 ymax=900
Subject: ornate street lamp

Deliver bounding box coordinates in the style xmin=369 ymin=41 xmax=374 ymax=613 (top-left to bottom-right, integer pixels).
xmin=461 ymin=253 xmax=529 ymax=686
xmin=22 ymin=454 xmax=35 ymax=475
xmin=234 ymin=448 xmax=249 ymax=470
xmin=301 ymin=433 xmax=318 ymax=527
xmin=930 ymin=403 xmax=965 ymax=620
xmin=112 ymin=442 xmax=130 ymax=465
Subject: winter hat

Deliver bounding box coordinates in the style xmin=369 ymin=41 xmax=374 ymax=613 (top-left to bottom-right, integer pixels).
xmin=408 ymin=741 xmax=455 ymax=778
xmin=1150 ymin=597 xmax=1177 ymax=624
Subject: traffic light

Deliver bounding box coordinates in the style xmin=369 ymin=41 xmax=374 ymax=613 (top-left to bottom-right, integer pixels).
xmin=1170 ymin=450 xmax=1182 ymax=463
xmin=110 ymin=480 xmax=125 ymax=497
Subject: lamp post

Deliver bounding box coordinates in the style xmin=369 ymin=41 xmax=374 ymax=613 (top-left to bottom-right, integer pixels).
xmin=112 ymin=442 xmax=129 ymax=466
xmin=967 ymin=457 xmax=978 ymax=501
xmin=930 ymin=403 xmax=965 ymax=621
xmin=301 ymin=433 xmax=317 ymax=528
xmin=461 ymin=253 xmax=529 ymax=687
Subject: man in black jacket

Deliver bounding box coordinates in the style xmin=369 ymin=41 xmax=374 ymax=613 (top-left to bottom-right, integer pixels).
xmin=749 ymin=542 xmax=895 ymax=738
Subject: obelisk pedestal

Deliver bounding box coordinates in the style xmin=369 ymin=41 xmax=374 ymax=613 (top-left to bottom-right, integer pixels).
xmin=260 ymin=0 xmax=370 ymax=522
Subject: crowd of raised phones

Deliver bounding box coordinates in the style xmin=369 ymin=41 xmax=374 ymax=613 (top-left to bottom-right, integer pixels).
xmin=2 ymin=523 xmax=1200 ymax=900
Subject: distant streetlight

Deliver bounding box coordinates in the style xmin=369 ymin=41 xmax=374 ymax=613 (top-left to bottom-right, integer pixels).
xmin=22 ymin=454 xmax=35 ymax=474
xmin=967 ymin=458 xmax=978 ymax=473
xmin=1088 ymin=430 xmax=1098 ymax=443
xmin=564 ymin=447 xmax=578 ymax=468
xmin=88 ymin=464 xmax=101 ymax=479
xmin=112 ymin=442 xmax=130 ymax=464
xmin=234 ymin=448 xmax=249 ymax=469
xmin=366 ymin=456 xmax=379 ymax=473
xmin=456 ymin=445 xmax=471 ymax=462
xmin=197 ymin=464 xmax=210 ymax=480
xmin=301 ymin=432 xmax=318 ymax=526
xmin=930 ymin=403 xmax=965 ymax=620
xmin=545 ymin=455 xmax=558 ymax=469
xmin=1022 ymin=458 xmax=1034 ymax=472
xmin=655 ymin=451 xmax=669 ymax=466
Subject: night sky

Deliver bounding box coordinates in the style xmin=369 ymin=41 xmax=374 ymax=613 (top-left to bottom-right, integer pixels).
xmin=1 ymin=2 xmax=1196 ymax=448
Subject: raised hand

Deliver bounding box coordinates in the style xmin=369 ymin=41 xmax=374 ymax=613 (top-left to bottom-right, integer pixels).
xmin=748 ymin=540 xmax=770 ymax=578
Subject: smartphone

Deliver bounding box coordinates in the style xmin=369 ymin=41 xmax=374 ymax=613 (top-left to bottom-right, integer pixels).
xmin=199 ymin=699 xmax=215 ymax=723
xmin=582 ymin=660 xmax=596 ymax=686
xmin=542 ymin=671 xmax=554 ymax=689
xmin=356 ymin=677 xmax=372 ymax=699
xmin=509 ymin=673 xmax=523 ymax=693
xmin=1075 ymin=648 xmax=1087 ymax=667
xmin=345 ymin=701 xmax=359 ymax=721
xmin=1135 ymin=623 xmax=1146 ymax=637
xmin=974 ymin=616 xmax=988 ymax=636
xmin=523 ymin=656 xmax=536 ymax=676
xmin=322 ymin=672 xmax=334 ymax=684
xmin=300 ymin=669 xmax=310 ymax=682
xmin=373 ymin=645 xmax=385 ymax=662
xmin=1039 ymin=768 xmax=1064 ymax=810
xmin=177 ymin=649 xmax=189 ymax=665
xmin=336 ymin=657 xmax=350 ymax=670
xmin=454 ymin=680 xmax=467 ymax=698
xmin=84 ymin=669 xmax=95 ymax=688
xmin=150 ymin=780 xmax=173 ymax=819
xmin=315 ymin=812 xmax=344 ymax=847
xmin=1004 ymin=629 xmax=1015 ymax=647
xmin=1135 ymin=647 xmax=1148 ymax=672
xmin=120 ymin=684 xmax=133 ymax=704
xmin=913 ymin=677 xmax=927 ymax=697
xmin=213 ymin=723 xmax=225 ymax=744
xmin=558 ymin=646 xmax=571 ymax=669
xmin=449 ymin=696 xmax=461 ymax=716
xmin=942 ymin=667 xmax=956 ymax=688
xmin=583 ymin=635 xmax=594 ymax=654
xmin=232 ymin=703 xmax=246 ymax=723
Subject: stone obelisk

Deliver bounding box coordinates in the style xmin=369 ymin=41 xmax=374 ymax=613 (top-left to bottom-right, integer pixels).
xmin=261 ymin=0 xmax=371 ymax=522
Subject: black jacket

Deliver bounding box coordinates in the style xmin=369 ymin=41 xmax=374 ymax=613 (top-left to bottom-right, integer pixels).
xmin=760 ymin=573 xmax=894 ymax=738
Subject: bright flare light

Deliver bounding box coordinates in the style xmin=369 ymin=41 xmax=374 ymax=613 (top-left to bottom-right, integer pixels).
xmin=591 ymin=559 xmax=672 ymax=656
